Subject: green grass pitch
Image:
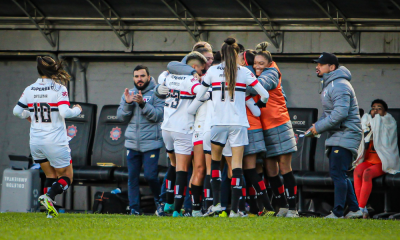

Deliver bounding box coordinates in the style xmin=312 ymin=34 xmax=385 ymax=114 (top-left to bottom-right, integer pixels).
xmin=1 ymin=213 xmax=400 ymax=239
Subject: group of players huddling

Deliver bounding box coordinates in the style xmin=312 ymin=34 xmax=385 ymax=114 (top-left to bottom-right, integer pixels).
xmin=13 ymin=37 xmax=299 ymax=218
xmin=155 ymin=37 xmax=298 ymax=218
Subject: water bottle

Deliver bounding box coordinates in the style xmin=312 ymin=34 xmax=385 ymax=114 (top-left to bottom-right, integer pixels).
xmin=111 ymin=188 xmax=121 ymax=194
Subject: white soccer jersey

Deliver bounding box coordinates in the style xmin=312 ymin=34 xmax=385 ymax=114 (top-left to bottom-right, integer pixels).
xmin=159 ymin=73 xmax=201 ymax=134
xmin=201 ymin=63 xmax=261 ymax=128
xmin=16 ymin=78 xmax=80 ymax=145
xmin=194 ymin=100 xmax=208 ymax=132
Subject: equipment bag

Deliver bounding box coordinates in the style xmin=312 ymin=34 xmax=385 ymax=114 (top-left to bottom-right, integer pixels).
xmin=92 ymin=191 xmax=129 ymax=214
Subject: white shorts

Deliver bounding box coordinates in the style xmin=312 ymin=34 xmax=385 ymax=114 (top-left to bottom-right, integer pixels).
xmin=211 ymin=125 xmax=249 ymax=148
xmin=162 ymin=130 xmax=193 ymax=155
xmin=203 ymin=131 xmax=232 ymax=157
xmin=30 ymin=144 xmax=72 ymax=169
xmin=192 ymin=130 xmax=204 ymax=146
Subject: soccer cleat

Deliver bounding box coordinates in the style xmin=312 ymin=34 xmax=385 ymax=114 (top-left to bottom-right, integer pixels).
xmin=172 ymin=211 xmax=183 ymax=217
xmin=285 ymin=210 xmax=300 ymax=218
xmin=46 ymin=211 xmax=54 ymax=219
xmin=229 ymin=211 xmax=240 ymax=218
xmin=183 ymin=210 xmax=192 ymax=217
xmin=324 ymin=212 xmax=344 ymax=219
xmin=155 ymin=203 xmax=166 ymax=217
xmin=164 ymin=203 xmax=174 ymax=213
xmin=362 ymin=208 xmax=369 ymax=219
xmin=203 ymin=204 xmax=222 ymax=217
xmin=344 ymin=210 xmax=363 ymax=219
xmin=130 ymin=209 xmax=140 ymax=215
xmin=38 ymin=194 xmax=58 ymax=218
xmin=258 ymin=208 xmax=276 ymax=217
xmin=219 ymin=211 xmax=228 ymax=217
xmin=239 ymin=211 xmax=249 ymax=217
xmin=276 ymin=208 xmax=289 ymax=217
xmin=192 ymin=210 xmax=203 ymax=217
xmin=212 ymin=203 xmax=223 ymax=212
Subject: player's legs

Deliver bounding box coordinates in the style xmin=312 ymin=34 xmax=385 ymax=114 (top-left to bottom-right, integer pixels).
xmin=228 ymin=126 xmax=248 ymax=216
xmin=278 ymin=153 xmax=297 ymax=212
xmin=31 ymin=145 xmax=57 ymax=196
xmin=202 ymin=131 xmax=213 ymax=212
xmin=264 ymin=156 xmax=289 ymax=216
xmin=36 ymin=144 xmax=72 ymax=218
xmin=162 ymin=130 xmax=177 ymax=211
xmin=243 ymin=154 xmax=274 ymax=215
xmin=172 ymin=132 xmax=193 ymax=216
xmin=191 ymin=142 xmax=205 ymax=215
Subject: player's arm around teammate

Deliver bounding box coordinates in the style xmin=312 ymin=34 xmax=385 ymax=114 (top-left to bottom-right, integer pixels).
xmin=195 ymin=38 xmax=269 ymax=217
xmin=251 ymin=42 xmax=299 ymax=217
xmin=13 ymin=56 xmax=82 ymax=218
xmin=238 ymin=49 xmax=275 ymax=216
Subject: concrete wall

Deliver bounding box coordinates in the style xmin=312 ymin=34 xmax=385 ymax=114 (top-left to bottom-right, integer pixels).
xmin=2 ymin=60 xmax=399 ymax=173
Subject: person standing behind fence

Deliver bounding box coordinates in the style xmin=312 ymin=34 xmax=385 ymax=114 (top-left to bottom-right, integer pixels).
xmin=308 ymin=52 xmax=362 ymax=219
xmin=117 ymin=65 xmax=165 ymax=216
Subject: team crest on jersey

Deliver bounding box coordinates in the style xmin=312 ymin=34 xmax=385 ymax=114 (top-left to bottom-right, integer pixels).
xmin=191 ymin=78 xmax=199 ymax=83
xmin=67 ymin=125 xmax=78 ymax=138
xmin=110 ymin=127 xmax=122 ymax=141
xmin=250 ymin=73 xmax=255 ymax=77
xmin=143 ymin=96 xmax=151 ymax=102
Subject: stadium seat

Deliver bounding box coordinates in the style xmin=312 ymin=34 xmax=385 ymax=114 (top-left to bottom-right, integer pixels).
xmin=66 ymin=102 xmax=97 ymax=167
xmin=287 ymin=108 xmax=318 ymax=172
xmin=374 ymin=109 xmax=400 ymax=219
xmin=73 ymin=105 xmax=130 ymax=182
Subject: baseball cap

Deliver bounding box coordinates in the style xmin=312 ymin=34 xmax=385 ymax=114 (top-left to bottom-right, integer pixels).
xmin=313 ymin=52 xmax=339 ymax=68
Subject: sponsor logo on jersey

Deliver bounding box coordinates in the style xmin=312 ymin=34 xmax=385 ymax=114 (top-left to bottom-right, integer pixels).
xmin=31 ymin=87 xmax=51 ymax=91
xmin=171 ymin=75 xmax=187 ymax=80
xmin=250 ymin=73 xmax=255 ymax=77
xmin=191 ymin=78 xmax=199 ymax=83
xmin=110 ymin=127 xmax=122 ymax=141
xmin=107 ymin=115 xmax=118 ymax=120
xmin=62 ymin=92 xmax=68 ymax=97
xmin=67 ymin=125 xmax=78 ymax=138
xmin=143 ymin=96 xmax=151 ymax=102
xmin=34 ymin=94 xmax=48 ymax=98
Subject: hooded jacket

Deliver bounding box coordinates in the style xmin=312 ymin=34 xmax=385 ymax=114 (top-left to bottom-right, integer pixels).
xmin=117 ymin=78 xmax=164 ymax=152
xmin=314 ymin=66 xmax=362 ymax=158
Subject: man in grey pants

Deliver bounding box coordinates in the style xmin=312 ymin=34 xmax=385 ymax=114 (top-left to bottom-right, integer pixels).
xmin=308 ymin=52 xmax=363 ymax=219
xmin=117 ymin=65 xmax=165 ymax=216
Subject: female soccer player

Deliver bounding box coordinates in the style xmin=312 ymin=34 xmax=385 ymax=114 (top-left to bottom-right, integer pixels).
xmin=238 ymin=49 xmax=276 ymax=216
xmin=249 ymin=42 xmax=298 ymax=217
xmin=195 ymin=38 xmax=270 ymax=217
xmin=13 ymin=56 xmax=82 ymax=218
xmin=157 ymin=52 xmax=207 ymax=217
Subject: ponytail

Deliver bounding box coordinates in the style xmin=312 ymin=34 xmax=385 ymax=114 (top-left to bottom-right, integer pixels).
xmin=255 ymin=41 xmax=273 ymax=63
xmin=221 ymin=37 xmax=240 ymax=98
xmin=37 ymin=56 xmax=71 ymax=87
